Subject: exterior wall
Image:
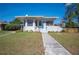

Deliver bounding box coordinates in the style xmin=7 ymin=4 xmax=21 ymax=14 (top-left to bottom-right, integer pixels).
xmin=24 ymin=26 xmax=35 ymax=31
xmin=47 ymin=26 xmax=63 ymax=32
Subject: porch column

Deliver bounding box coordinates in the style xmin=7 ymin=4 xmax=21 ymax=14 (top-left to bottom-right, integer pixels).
xmin=43 ymin=21 xmax=46 ymax=30
xmin=33 ymin=20 xmax=35 ymax=31
xmin=25 ymin=20 xmax=27 ymax=27
xmin=23 ymin=19 xmax=27 ymax=31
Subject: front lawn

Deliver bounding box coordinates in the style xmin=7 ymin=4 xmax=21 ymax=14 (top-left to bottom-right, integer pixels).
xmin=0 ymin=31 xmax=10 ymax=35
xmin=0 ymin=32 xmax=44 ymax=55
xmin=49 ymin=32 xmax=79 ymax=55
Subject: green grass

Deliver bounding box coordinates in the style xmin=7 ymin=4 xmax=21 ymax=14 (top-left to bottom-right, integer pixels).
xmin=0 ymin=31 xmax=10 ymax=35
xmin=49 ymin=32 xmax=79 ymax=55
xmin=0 ymin=32 xmax=44 ymax=55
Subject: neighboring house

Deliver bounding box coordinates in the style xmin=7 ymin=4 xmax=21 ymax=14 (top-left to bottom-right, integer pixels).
xmin=16 ymin=15 xmax=63 ymax=32
xmin=0 ymin=21 xmax=6 ymax=31
xmin=0 ymin=22 xmax=2 ymax=30
xmin=0 ymin=21 xmax=4 ymax=30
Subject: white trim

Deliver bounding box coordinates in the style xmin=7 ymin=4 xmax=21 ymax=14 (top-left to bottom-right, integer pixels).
xmin=15 ymin=16 xmax=44 ymax=18
xmin=15 ymin=16 xmax=58 ymax=19
xmin=44 ymin=16 xmax=59 ymax=19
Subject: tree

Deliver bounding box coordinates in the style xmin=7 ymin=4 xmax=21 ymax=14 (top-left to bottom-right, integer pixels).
xmin=64 ymin=3 xmax=79 ymax=27
xmin=65 ymin=21 xmax=78 ymax=27
xmin=73 ymin=4 xmax=79 ymax=27
xmin=5 ymin=18 xmax=23 ymax=30
xmin=10 ymin=18 xmax=22 ymax=24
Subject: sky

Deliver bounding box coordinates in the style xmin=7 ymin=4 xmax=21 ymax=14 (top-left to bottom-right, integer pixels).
xmin=0 ymin=3 xmax=66 ymax=24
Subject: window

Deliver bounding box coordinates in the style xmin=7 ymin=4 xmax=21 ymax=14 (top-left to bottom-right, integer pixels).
xmin=27 ymin=20 xmax=33 ymax=26
xmin=46 ymin=21 xmax=53 ymax=25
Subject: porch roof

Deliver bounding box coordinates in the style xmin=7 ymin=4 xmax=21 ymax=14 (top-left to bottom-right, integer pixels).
xmin=15 ymin=16 xmax=59 ymax=21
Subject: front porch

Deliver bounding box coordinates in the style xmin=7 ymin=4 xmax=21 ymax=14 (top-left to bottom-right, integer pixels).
xmin=23 ymin=19 xmax=54 ymax=32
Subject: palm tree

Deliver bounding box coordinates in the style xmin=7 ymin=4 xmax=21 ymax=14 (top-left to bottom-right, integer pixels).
xmin=73 ymin=4 xmax=79 ymax=27
xmin=64 ymin=3 xmax=78 ymax=27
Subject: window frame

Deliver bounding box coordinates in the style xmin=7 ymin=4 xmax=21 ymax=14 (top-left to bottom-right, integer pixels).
xmin=27 ymin=20 xmax=33 ymax=26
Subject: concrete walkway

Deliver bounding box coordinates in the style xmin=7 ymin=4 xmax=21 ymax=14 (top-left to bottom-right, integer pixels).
xmin=42 ymin=33 xmax=71 ymax=55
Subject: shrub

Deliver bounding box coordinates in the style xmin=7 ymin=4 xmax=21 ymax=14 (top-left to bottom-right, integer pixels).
xmin=5 ymin=24 xmax=21 ymax=31
xmin=61 ymin=30 xmax=65 ymax=32
xmin=65 ymin=21 xmax=78 ymax=28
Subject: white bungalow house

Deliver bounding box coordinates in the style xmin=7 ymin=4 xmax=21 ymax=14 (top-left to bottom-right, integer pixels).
xmin=15 ymin=15 xmax=63 ymax=32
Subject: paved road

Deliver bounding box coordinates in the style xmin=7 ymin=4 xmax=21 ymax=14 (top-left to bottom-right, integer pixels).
xmin=42 ymin=33 xmax=71 ymax=55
